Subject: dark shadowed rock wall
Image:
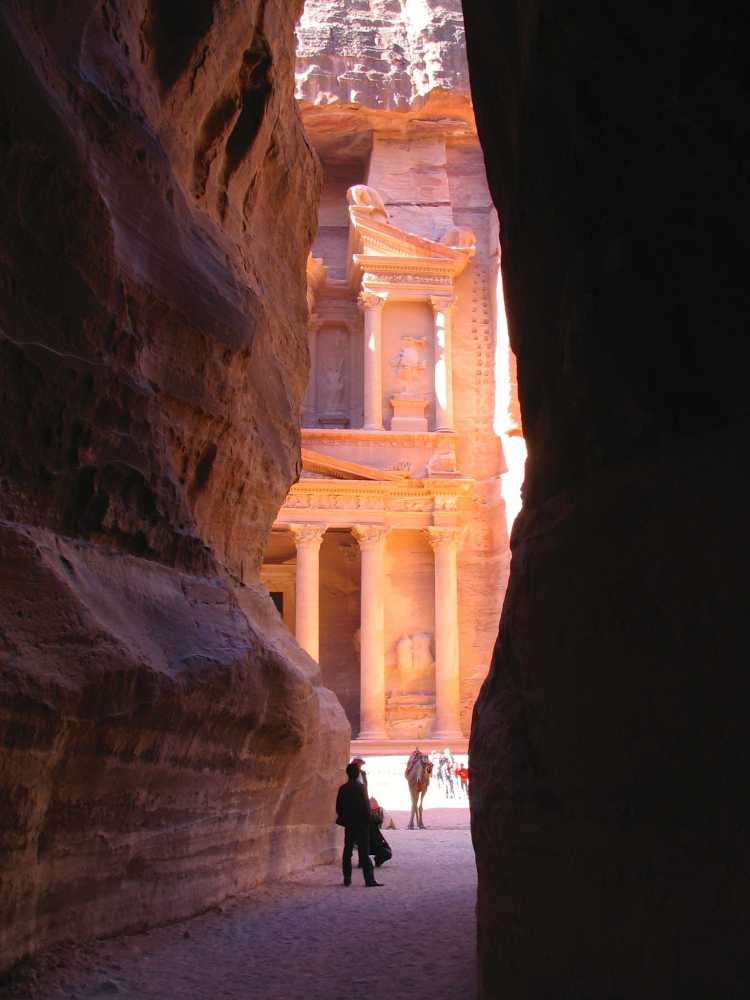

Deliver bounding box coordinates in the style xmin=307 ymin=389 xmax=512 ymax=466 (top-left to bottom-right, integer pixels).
xmin=0 ymin=0 xmax=348 ymax=974
xmin=463 ymin=1 xmax=750 ymax=996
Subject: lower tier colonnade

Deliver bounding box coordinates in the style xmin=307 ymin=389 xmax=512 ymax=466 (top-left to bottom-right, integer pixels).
xmin=284 ymin=520 xmax=465 ymax=743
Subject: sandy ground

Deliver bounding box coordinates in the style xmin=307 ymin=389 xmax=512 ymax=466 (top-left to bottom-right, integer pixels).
xmin=2 ymin=758 xmax=475 ymax=1000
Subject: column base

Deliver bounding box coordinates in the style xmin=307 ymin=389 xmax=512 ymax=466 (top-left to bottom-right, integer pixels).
xmin=433 ymin=730 xmax=465 ymax=742
xmin=362 ymin=423 xmax=385 ymax=431
xmin=434 ymin=425 xmax=455 ymax=433
xmin=358 ymin=728 xmax=389 ymax=741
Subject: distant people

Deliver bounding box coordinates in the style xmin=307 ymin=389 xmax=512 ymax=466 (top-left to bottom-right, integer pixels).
xmin=351 ymin=755 xmax=368 ymax=796
xmin=450 ymin=757 xmax=460 ymax=795
xmin=458 ymin=761 xmax=469 ymax=797
xmin=336 ymin=762 xmax=383 ymax=887
xmin=431 ymin=750 xmax=443 ymax=792
xmin=441 ymin=748 xmax=455 ymax=799
xmin=368 ymin=797 xmax=393 ymax=867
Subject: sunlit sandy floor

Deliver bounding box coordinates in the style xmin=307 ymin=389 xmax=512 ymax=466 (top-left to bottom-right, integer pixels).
xmin=3 ymin=758 xmax=475 ymax=1000
xmin=363 ymin=754 xmax=471 ymax=821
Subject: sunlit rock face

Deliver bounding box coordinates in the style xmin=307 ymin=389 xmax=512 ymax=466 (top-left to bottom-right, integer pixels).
xmin=0 ymin=0 xmax=348 ymax=973
xmin=296 ymin=0 xmax=469 ymax=111
xmin=464 ymin=2 xmax=750 ymax=997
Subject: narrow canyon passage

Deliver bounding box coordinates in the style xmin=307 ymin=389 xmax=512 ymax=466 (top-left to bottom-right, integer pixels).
xmin=2 ymin=812 xmax=475 ymax=1000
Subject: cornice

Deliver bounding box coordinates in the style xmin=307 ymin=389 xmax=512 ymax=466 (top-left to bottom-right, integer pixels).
xmin=280 ymin=477 xmax=474 ymax=515
xmin=301 ymin=447 xmax=408 ymax=482
xmin=302 ymin=428 xmax=459 ymax=447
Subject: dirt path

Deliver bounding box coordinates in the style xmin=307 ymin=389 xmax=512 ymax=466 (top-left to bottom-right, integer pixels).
xmin=3 ymin=809 xmax=476 ymax=1000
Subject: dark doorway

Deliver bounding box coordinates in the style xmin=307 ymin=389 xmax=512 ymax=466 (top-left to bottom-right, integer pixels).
xmin=270 ymin=591 xmax=284 ymax=617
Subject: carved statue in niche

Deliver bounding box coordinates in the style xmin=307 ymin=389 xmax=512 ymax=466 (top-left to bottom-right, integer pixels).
xmin=390 ymin=336 xmax=427 ymax=384
xmin=318 ymin=352 xmax=349 ymax=428
xmin=396 ymin=631 xmax=435 ymax=695
xmin=322 ymin=356 xmax=345 ymax=410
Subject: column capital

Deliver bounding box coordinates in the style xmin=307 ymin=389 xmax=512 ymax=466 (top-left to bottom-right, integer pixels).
xmin=424 ymin=526 xmax=466 ymax=552
xmin=429 ymin=294 xmax=458 ymax=315
xmin=358 ymin=290 xmax=387 ymax=313
xmin=308 ymin=313 xmax=324 ymax=334
xmin=353 ymin=524 xmax=391 ymax=551
xmin=289 ymin=524 xmax=327 ymax=550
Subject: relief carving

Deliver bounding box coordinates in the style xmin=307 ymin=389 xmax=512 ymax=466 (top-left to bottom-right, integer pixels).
xmin=385 ymin=498 xmax=433 ymax=511
xmin=382 ymin=274 xmax=451 ymax=286
xmin=440 ymin=226 xmax=477 ymax=249
xmin=390 ymin=336 xmax=427 ymax=384
xmin=395 ymin=632 xmax=435 ymax=696
xmin=347 ymin=184 xmax=388 ymax=220
xmin=321 ymin=357 xmax=346 ymax=412
xmin=433 ymin=495 xmax=458 ymax=512
xmin=427 ymin=450 xmax=458 ymax=476
xmin=282 ymin=494 xmax=311 ymax=509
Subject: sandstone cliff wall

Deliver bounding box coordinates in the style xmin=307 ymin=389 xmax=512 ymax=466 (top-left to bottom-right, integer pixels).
xmin=464 ymin=1 xmax=750 ymax=996
xmin=296 ymin=0 xmax=469 ymax=111
xmin=0 ymin=0 xmax=348 ymax=974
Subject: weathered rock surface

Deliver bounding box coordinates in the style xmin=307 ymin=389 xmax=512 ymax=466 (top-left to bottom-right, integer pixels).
xmin=465 ymin=1 xmax=750 ymax=996
xmin=296 ymin=0 xmax=469 ymax=111
xmin=0 ymin=0 xmax=348 ymax=974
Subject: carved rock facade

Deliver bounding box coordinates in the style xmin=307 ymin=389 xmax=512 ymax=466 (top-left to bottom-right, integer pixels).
xmin=258 ymin=5 xmax=523 ymax=748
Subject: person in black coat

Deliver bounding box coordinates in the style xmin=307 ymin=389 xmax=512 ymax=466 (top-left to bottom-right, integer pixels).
xmin=368 ymin=798 xmax=392 ymax=867
xmin=335 ymin=763 xmax=383 ymax=886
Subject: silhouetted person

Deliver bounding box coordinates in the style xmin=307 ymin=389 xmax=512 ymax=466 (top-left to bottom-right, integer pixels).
xmin=336 ymin=763 xmax=382 ymax=887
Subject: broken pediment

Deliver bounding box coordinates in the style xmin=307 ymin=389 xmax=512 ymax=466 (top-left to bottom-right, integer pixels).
xmin=346 ymin=190 xmax=474 ymax=290
xmin=300 ymin=448 xmax=410 ymax=482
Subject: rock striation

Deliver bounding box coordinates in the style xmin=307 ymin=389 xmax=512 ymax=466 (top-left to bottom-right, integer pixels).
xmin=0 ymin=0 xmax=348 ymax=974
xmin=464 ymin=1 xmax=750 ymax=997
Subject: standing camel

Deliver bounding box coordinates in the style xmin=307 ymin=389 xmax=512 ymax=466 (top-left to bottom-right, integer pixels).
xmin=405 ymin=750 xmax=433 ymax=829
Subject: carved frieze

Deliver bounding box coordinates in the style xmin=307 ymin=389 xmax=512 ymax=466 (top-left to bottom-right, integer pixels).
xmin=283 ymin=493 xmax=388 ymax=511
xmin=385 ymin=498 xmax=433 ymax=512
xmin=364 ymin=272 xmax=451 ymax=286
xmin=433 ymin=495 xmax=458 ymax=512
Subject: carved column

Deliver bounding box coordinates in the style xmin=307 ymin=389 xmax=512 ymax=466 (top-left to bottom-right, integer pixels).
xmin=358 ymin=291 xmax=387 ymax=430
xmin=425 ymin=526 xmax=466 ymax=739
xmin=430 ymin=295 xmax=457 ymax=432
xmin=289 ymin=524 xmax=327 ymax=661
xmin=302 ymin=315 xmax=323 ymax=428
xmin=353 ymin=524 xmax=391 ymax=739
